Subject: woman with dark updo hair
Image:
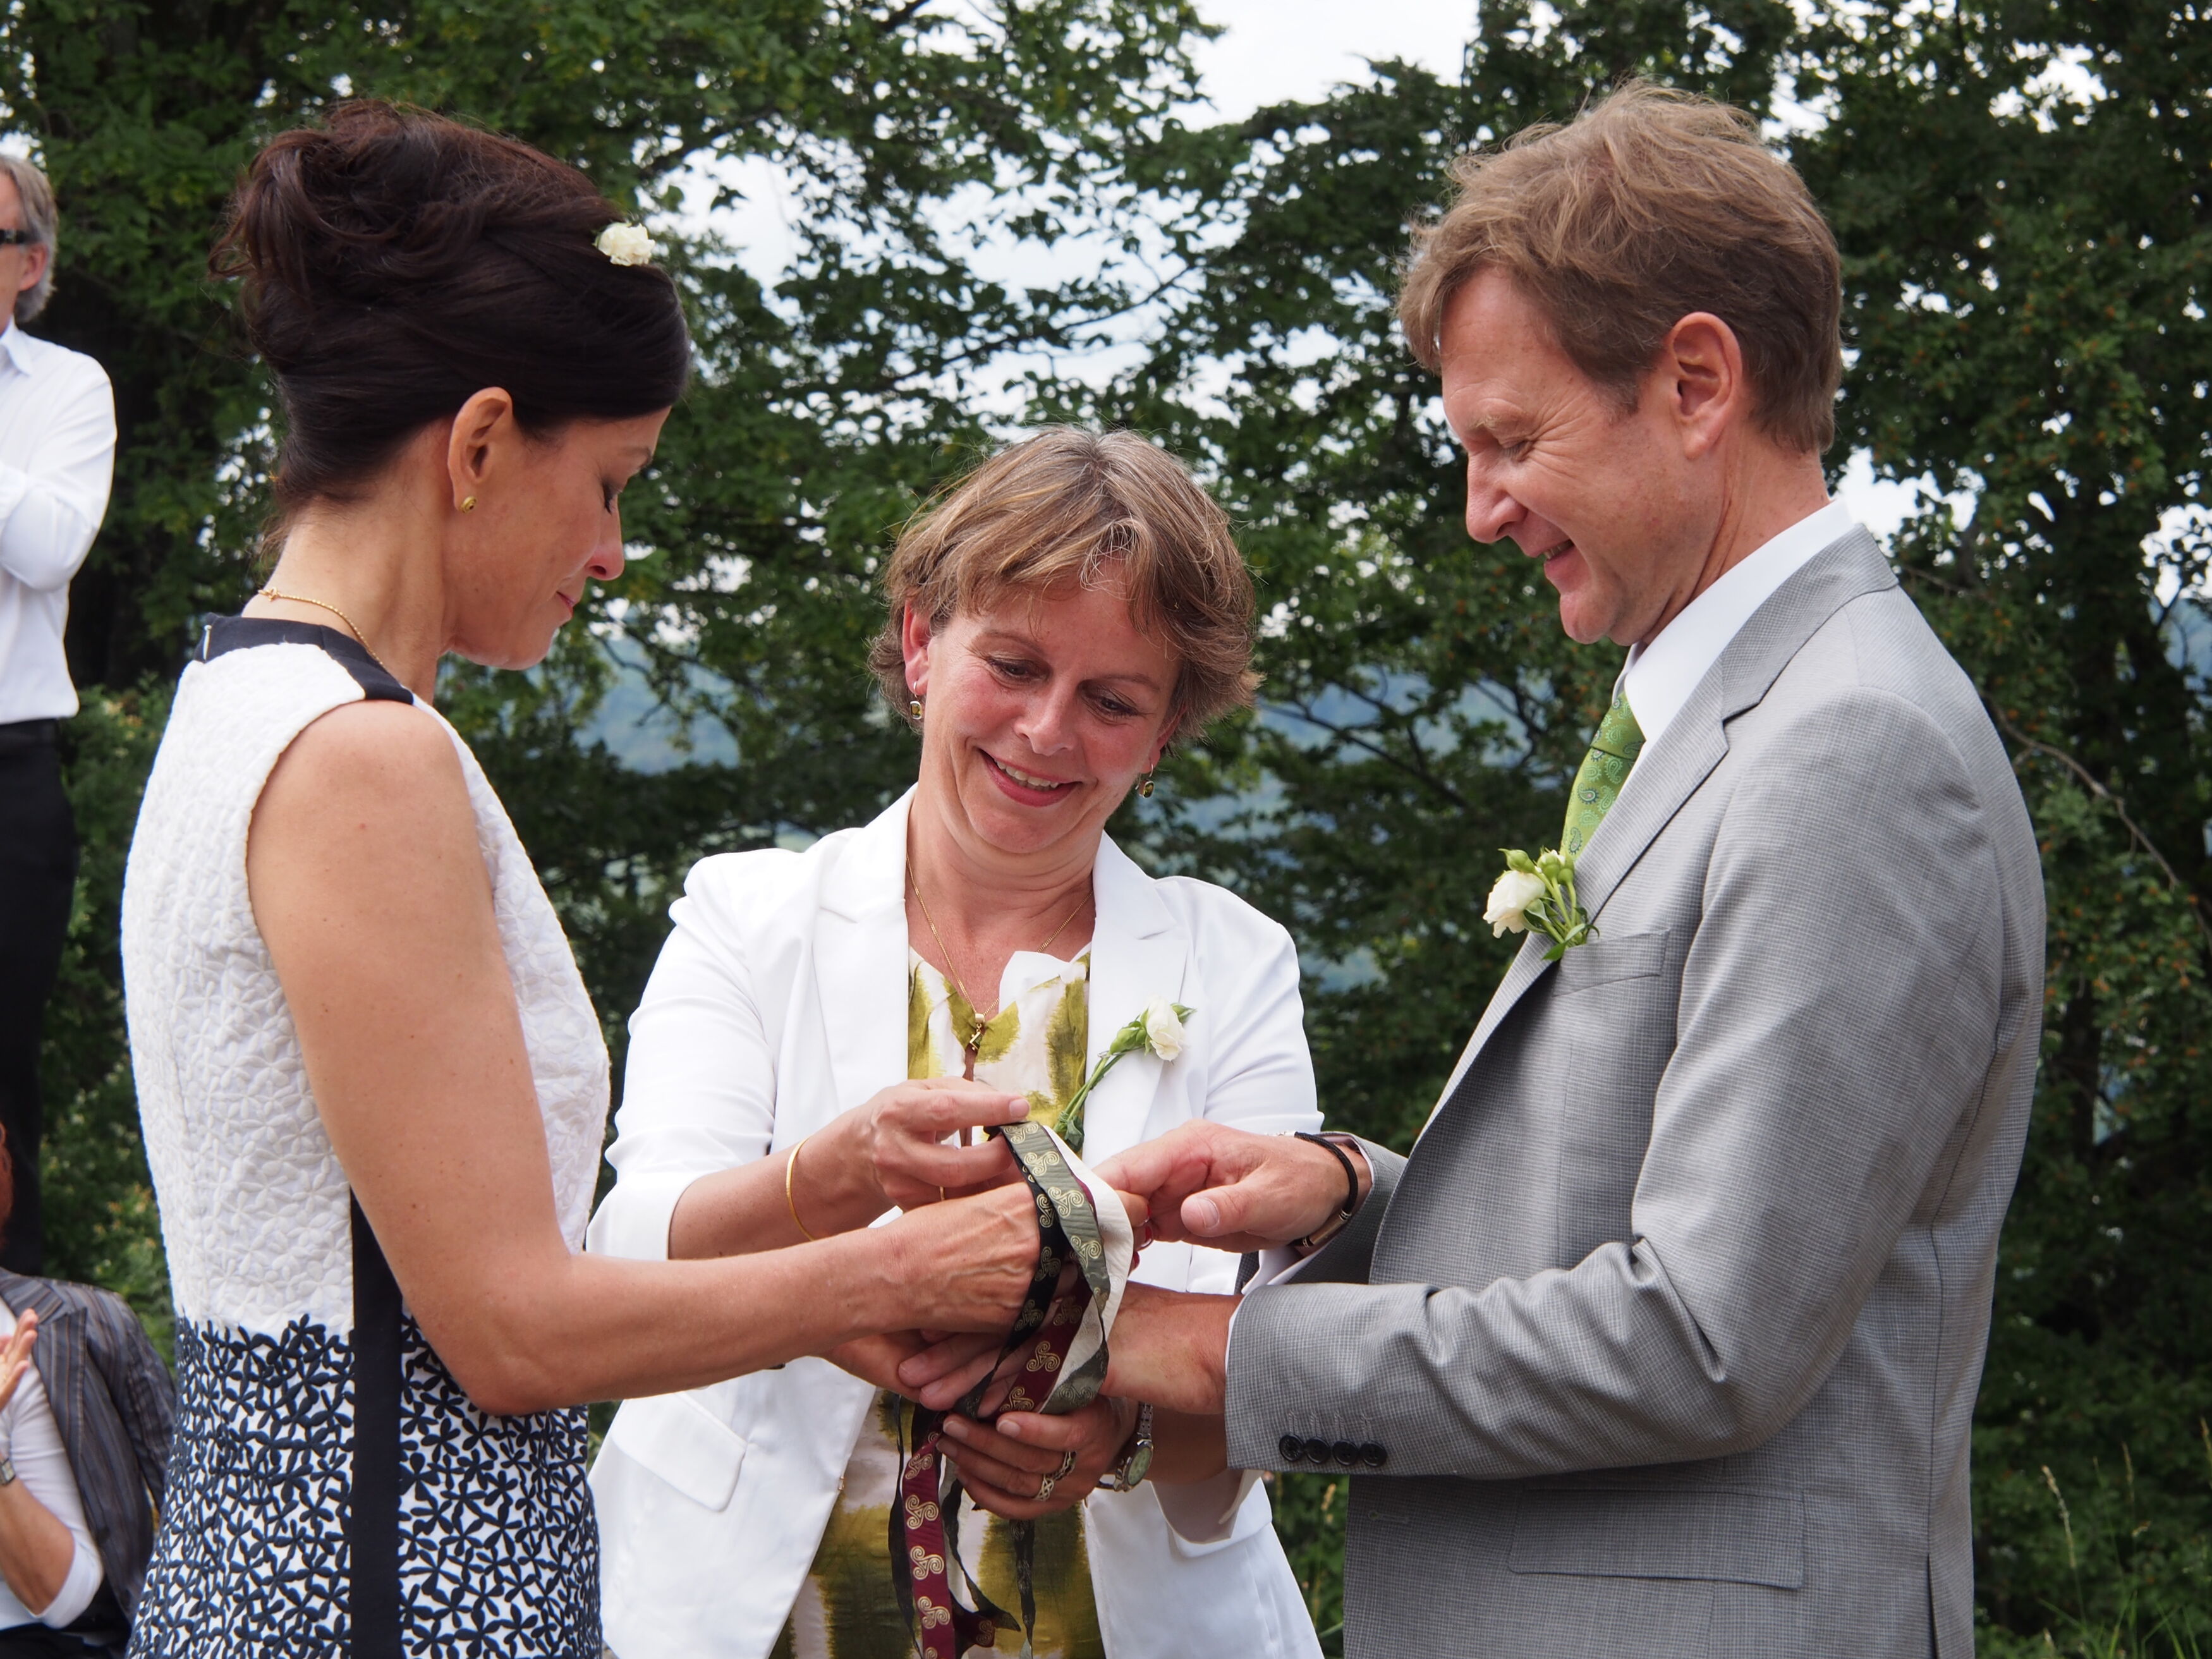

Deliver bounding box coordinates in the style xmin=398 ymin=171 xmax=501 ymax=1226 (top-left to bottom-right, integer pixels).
xmin=118 ymin=102 xmax=1054 ymax=1657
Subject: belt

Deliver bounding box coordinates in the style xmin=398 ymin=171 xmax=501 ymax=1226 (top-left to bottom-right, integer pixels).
xmin=0 ymin=719 xmax=58 ymax=755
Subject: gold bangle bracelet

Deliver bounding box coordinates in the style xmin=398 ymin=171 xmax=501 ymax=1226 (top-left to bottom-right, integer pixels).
xmin=785 ymin=1134 xmax=821 ymax=1241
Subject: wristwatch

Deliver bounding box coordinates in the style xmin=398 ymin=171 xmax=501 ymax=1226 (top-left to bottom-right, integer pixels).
xmin=1100 ymin=1402 xmax=1153 ymax=1492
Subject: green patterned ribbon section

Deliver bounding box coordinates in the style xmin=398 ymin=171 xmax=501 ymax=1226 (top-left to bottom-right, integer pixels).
xmin=1560 ymin=686 xmax=1645 ymax=856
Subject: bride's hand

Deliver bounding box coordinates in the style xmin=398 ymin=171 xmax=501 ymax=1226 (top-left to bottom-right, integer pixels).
xmin=883 ymin=1184 xmax=1047 ymax=1333
xmin=942 ymin=1396 xmax=1135 ymax=1520
xmin=830 ymin=1079 xmax=1030 ymax=1214
xmin=894 ymin=1186 xmax=1150 ymax=1408
xmin=823 ymin=1331 xmax=930 ymax=1393
xmin=883 ymin=1184 xmax=1150 ymax=1340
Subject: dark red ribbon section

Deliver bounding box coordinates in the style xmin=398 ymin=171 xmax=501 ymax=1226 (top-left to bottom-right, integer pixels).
xmin=893 ymin=1131 xmax=1109 ymax=1657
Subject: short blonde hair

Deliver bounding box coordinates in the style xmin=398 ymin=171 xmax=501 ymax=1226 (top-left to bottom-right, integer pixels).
xmin=1398 ymin=81 xmax=1842 ymax=454
xmin=869 ymin=428 xmax=1260 ymax=736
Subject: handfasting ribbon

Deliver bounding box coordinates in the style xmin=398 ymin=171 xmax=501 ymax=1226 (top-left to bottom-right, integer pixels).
xmin=894 ymin=1121 xmax=1134 ymax=1659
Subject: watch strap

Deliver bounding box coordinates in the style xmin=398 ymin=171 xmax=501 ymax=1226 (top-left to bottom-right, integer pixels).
xmin=1290 ymin=1132 xmax=1361 ymax=1251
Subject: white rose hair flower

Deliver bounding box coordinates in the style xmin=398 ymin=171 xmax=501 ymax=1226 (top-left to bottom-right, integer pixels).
xmin=595 ymin=222 xmax=655 ymax=267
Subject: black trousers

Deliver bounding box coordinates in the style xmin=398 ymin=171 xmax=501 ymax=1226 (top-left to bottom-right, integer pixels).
xmin=0 ymin=726 xmax=76 ymax=1274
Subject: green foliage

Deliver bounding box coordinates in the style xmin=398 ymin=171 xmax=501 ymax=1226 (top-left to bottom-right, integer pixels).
xmin=1266 ymin=1471 xmax=1347 ymax=1655
xmin=42 ymin=686 xmax=171 ymax=1357
xmin=11 ymin=0 xmax=2212 ymax=1648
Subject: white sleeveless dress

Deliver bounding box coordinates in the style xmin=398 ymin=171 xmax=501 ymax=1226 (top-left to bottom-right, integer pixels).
xmin=121 ymin=617 xmax=609 ymax=1657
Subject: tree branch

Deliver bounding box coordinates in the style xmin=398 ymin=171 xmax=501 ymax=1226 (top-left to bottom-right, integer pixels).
xmin=1983 ymin=695 xmax=2212 ymax=949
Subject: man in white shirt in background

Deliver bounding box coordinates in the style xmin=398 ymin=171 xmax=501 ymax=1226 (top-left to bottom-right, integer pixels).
xmin=0 ymin=154 xmax=116 ymax=1275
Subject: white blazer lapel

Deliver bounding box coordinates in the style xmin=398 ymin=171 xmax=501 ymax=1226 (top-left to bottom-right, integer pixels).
xmin=806 ymin=792 xmax=914 ymax=1137
xmin=1078 ymin=836 xmax=1188 ymax=1165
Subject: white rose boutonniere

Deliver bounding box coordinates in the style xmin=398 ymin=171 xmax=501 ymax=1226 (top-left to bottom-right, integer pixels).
xmin=1139 ymin=996 xmax=1186 ymax=1062
xmin=595 ymin=222 xmax=655 ymax=267
xmin=1490 ymin=846 xmax=1597 ymax=961
xmin=1483 ymin=868 xmax=1548 ymax=937
xmin=1052 ymin=998 xmax=1195 ymax=1152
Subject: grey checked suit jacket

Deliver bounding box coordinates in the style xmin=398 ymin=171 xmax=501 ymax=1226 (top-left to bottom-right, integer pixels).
xmin=1225 ymin=533 xmax=2043 ymax=1659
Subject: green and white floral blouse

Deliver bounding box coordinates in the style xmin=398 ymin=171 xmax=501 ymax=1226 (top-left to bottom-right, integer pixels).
xmin=772 ymin=948 xmax=1102 ymax=1659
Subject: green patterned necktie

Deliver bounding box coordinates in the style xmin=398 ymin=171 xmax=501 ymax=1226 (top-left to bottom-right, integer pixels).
xmin=1561 ymin=686 xmax=1646 ymax=856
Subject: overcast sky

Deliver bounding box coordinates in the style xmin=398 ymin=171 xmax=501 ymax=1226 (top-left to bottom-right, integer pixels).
xmin=1188 ymin=0 xmax=1476 ymax=118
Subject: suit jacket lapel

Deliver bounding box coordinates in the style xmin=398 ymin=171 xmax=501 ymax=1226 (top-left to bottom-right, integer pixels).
xmin=811 ymin=792 xmax=915 ymax=1129
xmin=1424 ymin=532 xmax=1899 ymax=1124
xmin=1079 ymin=837 xmax=1188 ymax=1165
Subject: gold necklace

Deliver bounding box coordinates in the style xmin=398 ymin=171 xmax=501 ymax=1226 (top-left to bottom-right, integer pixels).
xmin=257 ymin=586 xmax=396 ymax=680
xmin=908 ymin=871 xmax=1088 ymax=1054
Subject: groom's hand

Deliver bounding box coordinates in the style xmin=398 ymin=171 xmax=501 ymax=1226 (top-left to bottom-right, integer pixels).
xmin=1094 ymin=1121 xmax=1362 ymax=1255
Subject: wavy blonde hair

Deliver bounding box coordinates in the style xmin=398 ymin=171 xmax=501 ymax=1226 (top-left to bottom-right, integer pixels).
xmin=870 ymin=428 xmax=1260 ymax=738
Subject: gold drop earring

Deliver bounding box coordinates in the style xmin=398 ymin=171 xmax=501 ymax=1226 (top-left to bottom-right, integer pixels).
xmin=1137 ymin=772 xmax=1155 ymax=798
xmin=908 ymin=696 xmax=924 ymax=722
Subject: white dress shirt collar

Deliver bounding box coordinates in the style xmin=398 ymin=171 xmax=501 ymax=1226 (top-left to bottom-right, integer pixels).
xmin=0 ymin=320 xmax=44 ymax=377
xmin=1620 ymin=499 xmax=1860 ymax=751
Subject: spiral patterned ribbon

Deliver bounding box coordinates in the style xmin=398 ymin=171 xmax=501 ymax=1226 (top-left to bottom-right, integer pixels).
xmin=894 ymin=1120 xmax=1133 ymax=1659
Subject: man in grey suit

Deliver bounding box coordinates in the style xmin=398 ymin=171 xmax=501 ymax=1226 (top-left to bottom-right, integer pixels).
xmin=1020 ymin=82 xmax=2043 ymax=1658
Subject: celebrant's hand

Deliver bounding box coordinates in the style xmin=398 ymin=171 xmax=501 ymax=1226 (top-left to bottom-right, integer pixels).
xmin=942 ymin=1396 xmax=1134 ymax=1520
xmin=833 ymin=1078 xmax=1031 ymax=1213
xmin=1093 ymin=1120 xmax=1364 ymax=1253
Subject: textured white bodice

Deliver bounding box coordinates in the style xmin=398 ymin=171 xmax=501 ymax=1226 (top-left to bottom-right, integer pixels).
xmin=123 ymin=629 xmax=608 ymax=1336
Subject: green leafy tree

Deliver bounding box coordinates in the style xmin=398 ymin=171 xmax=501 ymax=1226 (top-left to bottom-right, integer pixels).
xmin=1792 ymin=4 xmax=2212 ymax=1649
xmin=3 ymin=0 xmax=1216 ymax=1301
xmin=11 ymin=1 xmax=2212 ymax=1649
xmin=1076 ymin=3 xmax=2212 ymax=1648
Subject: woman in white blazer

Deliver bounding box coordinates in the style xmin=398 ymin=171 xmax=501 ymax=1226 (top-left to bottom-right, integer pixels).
xmin=586 ymin=430 xmax=1325 ymax=1659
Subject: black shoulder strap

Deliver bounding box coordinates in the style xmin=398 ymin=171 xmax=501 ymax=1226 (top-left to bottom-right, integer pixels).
xmin=348 ymin=1199 xmax=403 ymax=1656
xmin=198 ymin=615 xmax=412 ymax=1646
xmin=197 ymin=615 xmax=415 ymax=705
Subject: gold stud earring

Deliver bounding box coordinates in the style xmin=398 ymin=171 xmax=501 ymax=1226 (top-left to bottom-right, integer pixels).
xmin=908 ymin=697 xmax=924 ymax=722
xmin=1138 ymin=774 xmax=1155 ymax=798
xmin=461 ymin=495 xmax=478 ymax=513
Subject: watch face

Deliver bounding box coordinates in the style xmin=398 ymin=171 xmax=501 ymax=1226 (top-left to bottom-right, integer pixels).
xmin=1123 ymin=1440 xmax=1153 ymax=1488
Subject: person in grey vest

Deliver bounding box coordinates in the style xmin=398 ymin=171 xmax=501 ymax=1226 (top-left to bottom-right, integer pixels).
xmin=0 ymin=153 xmax=116 ymax=1275
xmin=0 ymin=1128 xmax=173 ymax=1657
xmin=904 ymin=81 xmax=2043 ymax=1658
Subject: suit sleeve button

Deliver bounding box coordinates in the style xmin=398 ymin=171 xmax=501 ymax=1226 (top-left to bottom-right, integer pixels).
xmin=1303 ymin=1438 xmax=1331 ymax=1466
xmin=1278 ymin=1434 xmax=1304 ymax=1463
xmin=1332 ymin=1440 xmax=1359 ymax=1468
xmin=1360 ymin=1442 xmax=1388 ymax=1468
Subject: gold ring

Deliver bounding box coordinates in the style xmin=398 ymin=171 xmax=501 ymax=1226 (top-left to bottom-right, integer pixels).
xmin=938 ymin=1185 xmax=947 ymax=1204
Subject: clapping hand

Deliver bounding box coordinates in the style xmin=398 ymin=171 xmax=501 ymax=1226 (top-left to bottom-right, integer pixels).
xmin=0 ymin=1310 xmax=37 ymax=1413
xmin=1091 ymin=1121 xmax=1359 ymax=1254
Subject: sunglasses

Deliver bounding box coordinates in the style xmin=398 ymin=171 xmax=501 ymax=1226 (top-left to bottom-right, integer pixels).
xmin=0 ymin=230 xmax=37 ymax=247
